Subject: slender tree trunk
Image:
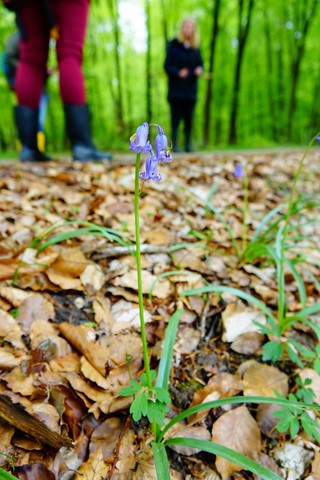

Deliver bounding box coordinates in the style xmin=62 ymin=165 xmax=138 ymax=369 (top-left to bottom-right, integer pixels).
xmin=263 ymin=7 xmax=277 ymax=141
xmin=228 ymin=0 xmax=255 ymax=145
xmin=107 ymin=0 xmax=124 ymax=133
xmin=145 ymin=0 xmax=152 ymax=121
xmin=286 ymin=0 xmax=319 ymax=141
xmin=202 ymin=0 xmax=221 ymax=147
xmin=159 ymin=0 xmax=168 ymax=45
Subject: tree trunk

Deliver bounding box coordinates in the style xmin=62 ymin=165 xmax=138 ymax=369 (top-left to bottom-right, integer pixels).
xmin=228 ymin=0 xmax=255 ymax=145
xmin=202 ymin=0 xmax=221 ymax=147
xmin=107 ymin=0 xmax=124 ymax=133
xmin=145 ymin=0 xmax=152 ymax=122
xmin=286 ymin=0 xmax=319 ymax=141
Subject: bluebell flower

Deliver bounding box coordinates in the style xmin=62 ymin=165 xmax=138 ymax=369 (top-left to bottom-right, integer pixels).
xmin=234 ymin=162 xmax=244 ymax=178
xmin=155 ymin=126 xmax=172 ymax=163
xmin=130 ymin=122 xmax=153 ymax=154
xmin=139 ymin=154 xmax=162 ymax=182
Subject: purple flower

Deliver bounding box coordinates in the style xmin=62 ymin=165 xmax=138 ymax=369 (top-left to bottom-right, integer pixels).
xmin=316 ymin=135 xmax=320 ymax=144
xmin=155 ymin=126 xmax=172 ymax=163
xmin=234 ymin=162 xmax=244 ymax=178
xmin=130 ymin=122 xmax=153 ymax=154
xmin=139 ymin=154 xmax=162 ymax=182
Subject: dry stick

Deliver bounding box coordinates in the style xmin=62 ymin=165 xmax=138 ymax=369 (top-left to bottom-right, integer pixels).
xmin=88 ymin=243 xmax=170 ymax=260
xmin=0 ymin=394 xmax=72 ymax=449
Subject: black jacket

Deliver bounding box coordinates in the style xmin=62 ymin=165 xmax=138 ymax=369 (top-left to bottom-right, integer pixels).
xmin=164 ymin=38 xmax=203 ymax=101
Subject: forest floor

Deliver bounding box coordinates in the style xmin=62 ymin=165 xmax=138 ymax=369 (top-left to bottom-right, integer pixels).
xmin=0 ymin=148 xmax=319 ymax=480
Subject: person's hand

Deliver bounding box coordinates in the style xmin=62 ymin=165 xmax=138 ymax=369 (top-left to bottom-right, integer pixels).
xmin=194 ymin=66 xmax=203 ymax=76
xmin=178 ymin=68 xmax=189 ymax=78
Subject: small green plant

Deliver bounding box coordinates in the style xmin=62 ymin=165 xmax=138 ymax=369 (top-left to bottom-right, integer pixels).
xmin=116 ymin=122 xmax=320 ymax=480
xmin=30 ymin=220 xmax=132 ymax=253
xmin=0 ymin=453 xmax=16 ymax=480
xmin=187 ymin=135 xmax=320 ymax=368
xmin=272 ymin=390 xmax=320 ymax=442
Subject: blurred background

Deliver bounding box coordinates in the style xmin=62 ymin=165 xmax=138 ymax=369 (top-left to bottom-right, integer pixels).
xmin=0 ymin=0 xmax=319 ymax=154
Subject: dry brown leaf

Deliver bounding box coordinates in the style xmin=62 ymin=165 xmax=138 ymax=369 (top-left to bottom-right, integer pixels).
xmin=133 ymin=444 xmax=157 ymax=480
xmin=211 ymin=405 xmax=261 ymax=480
xmin=80 ymin=264 xmax=105 ymax=293
xmin=65 ymin=372 xmax=110 ymax=404
xmin=144 ymin=228 xmax=173 ymax=244
xmin=90 ymin=416 xmax=124 ymax=461
xmin=0 ymin=308 xmax=22 ymax=337
xmin=251 ymin=451 xmax=284 ymax=478
xmin=30 ymin=319 xmax=72 ymax=359
xmin=231 ymin=332 xmax=264 ymax=355
xmin=111 ymin=299 xmax=152 ymax=332
xmin=0 ymin=309 xmax=25 ymax=349
xmin=4 ymin=366 xmax=35 ymax=396
xmin=31 ymin=403 xmax=61 ymax=434
xmin=16 ymin=294 xmax=55 ymax=333
xmin=80 ymin=356 xmax=109 ymax=389
xmin=92 ymin=295 xmax=114 ymax=331
xmin=221 ymin=302 xmax=267 ymax=342
xmin=49 ymin=352 xmax=81 ymax=374
xmin=112 ymin=269 xmax=171 ymax=298
xmin=175 ymin=326 xmax=201 ymax=354
xmin=0 ymin=350 xmax=24 ymax=369
xmin=0 ymin=422 xmax=15 ymax=461
xmin=309 ymin=450 xmax=320 ymax=480
xmin=46 ymin=270 xmax=83 ymax=290
xmin=49 ymin=247 xmax=89 ymax=277
xmin=241 ymin=361 xmax=289 ymax=397
xmin=73 ymin=447 xmax=109 ymax=479
xmin=15 ymin=462 xmax=56 ymax=479
xmin=0 ymin=286 xmax=33 ymax=307
xmin=189 ymin=372 xmax=243 ymax=423
xmin=59 ymin=323 xmax=110 ymax=375
xmin=168 ymin=425 xmax=211 ymax=455
xmin=256 ymin=403 xmax=283 ymax=438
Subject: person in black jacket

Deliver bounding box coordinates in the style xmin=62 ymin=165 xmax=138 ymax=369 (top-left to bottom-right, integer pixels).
xmin=164 ymin=17 xmax=203 ymax=152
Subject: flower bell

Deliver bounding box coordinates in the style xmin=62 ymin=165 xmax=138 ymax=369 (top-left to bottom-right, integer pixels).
xmin=139 ymin=155 xmax=161 ymax=182
xmin=155 ymin=126 xmax=172 ymax=163
xmin=130 ymin=122 xmax=153 ymax=154
xmin=234 ymin=162 xmax=244 ymax=178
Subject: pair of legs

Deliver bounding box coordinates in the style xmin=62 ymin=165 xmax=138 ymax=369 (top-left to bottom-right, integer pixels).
xmin=169 ymin=99 xmax=195 ymax=152
xmin=16 ymin=0 xmax=88 ymax=109
xmin=14 ymin=0 xmax=111 ymax=161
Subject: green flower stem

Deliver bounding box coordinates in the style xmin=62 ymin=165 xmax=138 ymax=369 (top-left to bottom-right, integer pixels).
xmin=278 ymin=133 xmax=320 ymax=328
xmin=134 ymin=153 xmax=152 ymax=390
xmin=242 ymin=170 xmax=249 ymax=253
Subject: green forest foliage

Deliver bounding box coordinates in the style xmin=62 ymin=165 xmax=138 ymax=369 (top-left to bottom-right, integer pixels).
xmin=0 ymin=0 xmax=319 ymax=153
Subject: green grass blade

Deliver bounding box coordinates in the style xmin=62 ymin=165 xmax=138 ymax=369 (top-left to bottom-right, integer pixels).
xmin=251 ymin=203 xmax=284 ymax=242
xmin=165 ymin=438 xmax=281 ymax=480
xmin=156 ymin=309 xmax=183 ymax=390
xmin=159 ymin=395 xmax=320 ymax=440
xmin=284 ymin=258 xmax=306 ymax=308
xmin=180 ymin=285 xmax=275 ymax=323
xmin=36 ymin=224 xmax=130 ymax=252
xmin=0 ymin=468 xmax=17 ymax=480
xmin=152 ymin=442 xmax=171 ymax=480
xmin=37 ymin=227 xmax=102 ymax=251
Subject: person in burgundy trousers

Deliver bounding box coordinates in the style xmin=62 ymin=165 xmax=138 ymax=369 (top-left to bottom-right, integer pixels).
xmin=3 ymin=0 xmax=111 ymax=162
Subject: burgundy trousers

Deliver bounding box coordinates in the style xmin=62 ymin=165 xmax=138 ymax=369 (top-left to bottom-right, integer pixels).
xmin=15 ymin=0 xmax=89 ymax=108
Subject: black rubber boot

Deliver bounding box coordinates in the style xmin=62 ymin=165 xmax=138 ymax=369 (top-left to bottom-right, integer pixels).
xmin=14 ymin=105 xmax=51 ymax=162
xmin=64 ymin=104 xmax=112 ymax=161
